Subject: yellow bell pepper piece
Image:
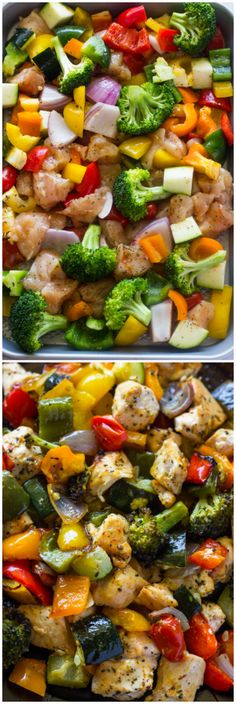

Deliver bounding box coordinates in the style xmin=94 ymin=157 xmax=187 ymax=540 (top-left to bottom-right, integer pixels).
xmin=58 ymin=523 xmax=90 ymax=551
xmin=52 ymin=575 xmax=90 ymax=618
xmin=182 ymin=143 xmax=221 ymax=181
xmin=41 ymin=446 xmax=85 ymax=484
xmin=115 ymin=315 xmax=148 ymax=346
xmin=73 ymin=389 xmax=96 ymax=430
xmin=127 ymin=72 xmax=146 ymax=85
xmin=64 ymin=88 xmax=85 ymax=138
xmin=74 ymin=7 xmax=94 ymax=40
xmin=42 ymin=378 xmax=75 ymax=400
xmin=213 ymin=81 xmax=233 ymax=98
xmin=119 ymin=136 xmax=151 ymax=160
xmin=19 ymin=94 xmax=40 ymax=111
xmin=94 ymin=392 xmax=113 ymax=416
xmin=153 ymin=148 xmax=181 ymax=168
xmin=3 ymin=579 xmax=37 ymax=604
xmin=9 ymin=659 xmax=46 ymax=697
xmin=156 ymin=13 xmax=170 ymax=27
xmin=63 ymin=162 xmax=87 ymax=183
xmin=103 ymin=608 xmax=150 ymax=631
xmin=73 ymin=85 xmax=86 ymax=108
xmin=3 ymin=206 xmax=15 ymax=234
xmin=3 ymin=186 xmax=36 ymax=213
xmin=28 ymin=33 xmax=53 ymax=59
xmin=3 ymin=528 xmax=41 ymax=561
xmin=145 ymin=17 xmax=163 ymax=32
xmin=208 ymin=286 xmax=232 ymax=339
xmin=6 ymin=123 xmax=39 ymax=151
xmin=125 ymin=431 xmax=147 ymax=450
xmin=77 ymin=370 xmax=115 ymax=404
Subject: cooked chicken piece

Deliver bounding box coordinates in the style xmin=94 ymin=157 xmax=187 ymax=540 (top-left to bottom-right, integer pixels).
xmin=23 ymin=250 xmax=77 ymax=314
xmin=88 ymin=451 xmax=134 ymax=500
xmin=42 ymin=144 xmax=70 ymax=173
xmin=106 ymin=51 xmax=131 ymax=82
xmin=136 ymin=583 xmax=177 ymax=611
xmin=150 ymin=438 xmax=188 ymax=495
xmin=112 ymin=381 xmax=159 ymax=431
xmin=79 ymin=277 xmax=114 ymax=317
xmin=10 ymin=66 xmax=45 ymax=95
xmin=147 ymin=428 xmax=182 ymax=453
xmin=68 ymin=142 xmax=88 ymax=162
xmin=3 ymin=427 xmax=43 ymax=483
xmin=149 ymin=652 xmax=205 ymax=701
xmin=94 ymin=513 xmax=131 ymax=568
xmin=92 ymin=565 xmax=147 ymax=609
xmin=48 ymin=212 xmax=67 ymax=230
xmin=199 ymin=201 xmax=233 ymax=237
xmin=142 ymin=128 xmax=187 ymax=170
xmin=33 ymin=171 xmax=73 ymax=210
xmin=188 ymin=301 xmax=215 ymax=329
xmin=100 ymin=163 xmax=121 ymax=189
xmin=152 ymin=483 xmax=177 ymax=508
xmin=120 ymin=629 xmax=159 ymax=662
xmin=192 ymin=192 xmax=215 ymax=222
xmin=19 ymin=10 xmax=53 ymax=35
xmin=4 ymin=512 xmax=33 ymax=538
xmin=164 ymin=569 xmax=215 ymax=598
xmin=207 ymin=428 xmax=234 ymax=458
xmin=211 ymin=537 xmax=233 ymax=584
xmin=101 ymin=220 xmax=127 ymax=247
xmin=197 ymin=168 xmax=233 ymax=208
xmin=92 ymin=657 xmax=155 ymax=700
xmin=202 ymin=603 xmax=225 ymax=633
xmin=16 ymin=172 xmax=33 ymax=197
xmin=174 ymin=378 xmax=226 ymax=442
xmin=158 ymin=363 xmax=202 ymax=385
xmin=10 ymin=211 xmax=50 ymax=260
xmin=169 ymin=194 xmax=193 ymax=224
xmin=19 ymin=606 xmax=74 ymax=653
xmin=115 ymin=244 xmax=151 ymax=280
xmin=63 ymin=187 xmax=109 ymax=224
xmin=3 ymin=362 xmax=39 ymax=395
xmin=86 ymin=134 xmax=120 ymax=163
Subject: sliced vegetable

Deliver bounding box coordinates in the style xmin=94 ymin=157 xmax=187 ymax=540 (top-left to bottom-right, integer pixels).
xmin=151 ymin=300 xmax=173 ymax=343
xmin=170 ymin=217 xmax=202 ymax=245
xmin=24 ymin=478 xmax=54 ymax=519
xmin=57 ymin=523 xmax=89 ymax=551
xmin=189 ymin=237 xmax=223 ymax=261
xmin=174 ymin=586 xmax=201 ymax=620
xmin=186 ymin=452 xmax=215 ymax=484
xmin=47 ymin=653 xmax=90 ymax=688
xmin=169 ymin=320 xmax=208 ymax=349
xmin=208 ymin=286 xmax=232 ymax=339
xmin=188 ymin=538 xmax=228 ymax=570
xmin=185 ymin=613 xmax=218 ymax=660
xmin=33 ymin=48 xmax=60 ymax=81
xmin=221 ymin=112 xmax=233 ymax=145
xmin=73 ymin=546 xmax=112 ymax=580
xmin=48 ymin=110 xmax=77 ymax=147
xmin=38 ymin=396 xmax=73 ymax=442
xmin=52 ymin=574 xmax=90 ymax=617
xmin=3 ymin=560 xmax=52 ymax=605
xmin=140 ymin=234 xmax=168 ymax=263
xmin=144 ymin=270 xmax=171 ymax=307
xmin=204 ymin=129 xmax=227 ymax=164
xmin=103 ymin=22 xmax=151 ymax=55
xmin=3 ymin=528 xmax=42 ymax=561
xmin=168 ymin=290 xmax=188 ymax=321
xmin=160 ymin=382 xmax=193 ymax=418
xmin=9 ymin=659 xmax=46 ymax=697
xmin=40 ymin=3 xmax=74 ymax=30
xmin=84 ymin=102 xmax=120 ymax=139
xmin=103 ymin=608 xmax=150 ymax=631
xmin=158 ymin=531 xmax=187 ymax=568
xmin=218 ymin=585 xmax=233 ymax=627
xmin=204 ymin=658 xmax=233 ymax=691
xmin=3 ymin=472 xmax=30 ymax=523
xmin=41 ymin=445 xmax=85 ymax=484
xmin=86 ymin=76 xmax=120 ymax=105
xmin=209 ymin=48 xmax=232 ymax=83
xmin=106 ymin=478 xmax=161 ymax=513
xmin=116 ymin=6 xmax=147 ymax=28
xmin=39 ymin=530 xmax=76 ymax=573
xmin=198 ymin=89 xmax=232 ymax=112
xmin=150 ymin=615 xmax=185 ymax=662
xmin=71 ymin=614 xmax=123 ymax=664
xmin=3 ymin=387 xmax=37 ymax=427
xmin=91 ymin=415 xmax=128 ymax=451
xmin=47 ymin=484 xmax=87 ymax=524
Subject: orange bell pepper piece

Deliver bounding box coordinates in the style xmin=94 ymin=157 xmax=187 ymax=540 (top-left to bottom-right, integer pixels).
xmin=64 ymin=38 xmax=83 ymax=59
xmin=41 ymin=445 xmax=85 ymax=484
xmin=17 ymin=112 xmax=41 ymax=137
xmin=139 ymin=234 xmax=169 ymax=263
xmin=9 ymin=659 xmax=46 ymax=697
xmin=144 ymin=366 xmax=163 ymax=401
xmin=3 ymin=528 xmax=42 ymax=561
xmin=11 ymin=102 xmax=20 ymax=125
xmin=163 ymin=104 xmax=198 ymax=137
xmin=51 ymin=574 xmax=90 ymax=618
xmin=189 ymin=237 xmax=223 ymax=261
xmin=178 ymin=87 xmax=199 ymax=103
xmin=91 ymin=10 xmax=112 ymax=31
xmin=196 ymin=106 xmax=218 ymax=139
xmin=197 ymin=444 xmax=233 ymax=490
xmin=168 ymin=289 xmax=188 ymax=321
xmin=66 ymin=300 xmax=93 ymax=322
xmin=182 ymin=142 xmax=221 ymax=180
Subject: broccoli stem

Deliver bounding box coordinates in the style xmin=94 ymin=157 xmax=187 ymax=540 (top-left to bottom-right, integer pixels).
xmin=138 ymin=183 xmax=170 ymax=202
xmin=52 ymin=35 xmax=74 ymax=74
xmin=37 ymin=313 xmax=68 ymax=341
xmin=181 ymin=250 xmax=226 ymax=273
xmin=125 ymin=296 xmax=152 ymax=327
xmin=82 ymin=225 xmax=101 ymax=251
xmin=155 ymin=501 xmax=189 ymax=533
xmin=27 ymin=433 xmax=58 ymax=452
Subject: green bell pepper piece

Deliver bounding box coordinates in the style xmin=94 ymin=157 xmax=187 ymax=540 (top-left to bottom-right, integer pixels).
xmin=39 ymin=530 xmax=75 ymax=573
xmin=55 ymin=25 xmax=86 ymax=45
xmin=218 ymin=583 xmax=233 ymax=627
xmin=24 ymin=477 xmax=54 ymax=519
xmin=47 ymin=654 xmax=90 ymax=688
xmin=73 ymin=546 xmax=112 ymax=580
xmin=38 ymin=396 xmax=73 ymax=442
xmin=3 ymin=471 xmax=30 ymax=522
xmin=125 ymin=449 xmax=156 ymax=477
xmin=86 ymin=509 xmax=110 ymax=527
xmin=144 ymin=270 xmax=171 ymax=307
xmin=204 ymin=129 xmax=227 ymax=164
xmin=81 ymin=35 xmax=110 ymax=68
xmin=209 ymin=48 xmax=232 ymax=82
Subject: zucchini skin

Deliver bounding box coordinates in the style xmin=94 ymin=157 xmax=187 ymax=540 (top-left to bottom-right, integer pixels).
xmin=72 ymin=614 xmax=123 ymax=664
xmin=174 ymin=585 xmax=201 ymax=619
xmin=106 ymin=478 xmax=162 ymax=513
xmin=212 ymin=381 xmax=234 ymax=419
xmin=33 ymin=48 xmax=61 ymax=81
xmin=158 ymin=530 xmax=186 ymax=568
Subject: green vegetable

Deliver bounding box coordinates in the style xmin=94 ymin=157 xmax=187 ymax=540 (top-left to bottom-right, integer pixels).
xmin=188 ymin=463 xmax=218 ymax=499
xmin=113 ymin=167 xmax=170 ymax=222
xmin=65 ymin=320 xmax=114 ymax=350
xmin=113 ymin=362 xmax=145 ymax=384
xmin=212 ymin=381 xmax=234 ymax=420
xmin=117 ymin=81 xmax=175 ymax=136
xmin=165 ymin=243 xmax=226 ymax=296
xmin=3 ymin=607 xmax=31 ymax=670
xmin=174 ymin=585 xmax=201 ymax=618
xmin=86 ymin=317 xmax=106 ymax=331
xmin=52 ymin=35 xmax=94 ymax=94
xmin=60 ymin=225 xmax=117 ymax=282
xmin=3 ymin=471 xmax=30 ymax=523
xmin=189 ymin=491 xmax=233 ymax=539
xmin=106 ymin=478 xmax=162 ymax=514
xmin=23 ymin=478 xmax=54 ymax=519
xmin=3 ymin=42 xmax=27 ymax=77
xmin=25 ymin=432 xmax=57 ymax=454
xmin=73 ymin=546 xmax=113 ymax=580
xmin=218 ymin=583 xmax=233 ymax=627
xmin=158 ymin=531 xmax=187 ymax=568
xmin=128 ymin=502 xmax=188 ymax=566
xmin=104 ymin=277 xmax=151 ymax=331
xmin=55 ymin=25 xmax=86 ymax=45
xmin=170 ymin=3 xmax=216 ymax=56
xmin=39 ymin=529 xmax=75 ymax=573
xmin=44 ymin=372 xmax=69 ymax=393
xmin=144 ymin=271 xmax=171 ymax=307
xmin=209 ymin=48 xmax=232 ymax=82
xmin=3 ymin=270 xmax=27 ymax=297
xmin=125 ymin=449 xmax=156 ymax=477
xmin=38 ymin=396 xmax=73 ymax=442
xmin=86 ymin=509 xmax=110 ymax=527
xmin=153 ymin=58 xmax=174 ymax=83
xmin=3 ymin=134 xmax=11 ymax=158
xmin=11 ymin=28 xmax=35 ymax=50
xmin=204 ymin=129 xmax=227 ymax=164
xmin=71 ymin=615 xmax=123 ymax=664
xmin=68 ymin=469 xmax=91 ymax=501
xmin=33 ymin=47 xmax=61 ymax=81
xmin=81 ymin=35 xmax=110 ymax=68
xmin=47 ymin=653 xmax=90 ymax=688
xmin=10 ymin=291 xmax=67 ymax=354
xmin=3 ymin=83 xmax=19 ymax=108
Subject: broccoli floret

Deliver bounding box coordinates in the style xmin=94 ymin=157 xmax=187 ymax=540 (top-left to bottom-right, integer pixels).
xmin=128 ymin=501 xmax=189 ymax=566
xmin=189 ymin=491 xmax=233 ymax=539
xmin=65 ymin=320 xmax=114 ymax=350
xmin=60 ymin=224 xmax=117 ymax=282
xmin=113 ymin=168 xmax=170 ymax=222
xmin=68 ymin=468 xmax=91 ymax=501
xmin=104 ymin=277 xmax=151 ymax=331
xmin=52 ymin=35 xmax=94 ymax=94
xmin=170 ymin=3 xmax=216 ymax=56
xmin=3 ymin=269 xmax=28 ymax=297
xmin=117 ymin=81 xmax=175 ymax=135
xmin=10 ymin=290 xmax=68 ymax=354
xmin=165 ymin=244 xmax=226 ymax=296
xmin=3 ymin=607 xmax=31 ymax=670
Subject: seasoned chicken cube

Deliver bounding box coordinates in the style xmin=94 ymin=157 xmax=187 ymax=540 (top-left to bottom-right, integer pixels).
xmin=207 ymin=428 xmax=234 ymax=458
xmin=16 ymin=172 xmax=33 ymax=197
xmin=211 ymin=537 xmax=233 ymax=584
xmin=4 ymin=512 xmax=33 ymax=538
xmin=19 ymin=606 xmax=74 ymax=653
xmin=112 ymin=381 xmax=159 ymax=431
xmin=88 ymin=451 xmax=134 ymax=500
xmin=149 ymin=652 xmax=205 ymax=701
xmin=92 ymin=657 xmax=155 ymax=700
xmin=100 ymin=163 xmax=121 ymax=190
xmin=151 ymin=483 xmax=176 ymax=508
xmin=114 ymin=245 xmax=151 ymax=281
xmin=174 ymin=378 xmax=226 ymax=442
xmin=3 ymin=427 xmax=43 ymax=483
xmin=169 ymin=194 xmax=193 ymax=224
xmin=94 ymin=513 xmax=131 ymax=568
xmin=147 ymin=428 xmax=181 ymax=453
xmin=136 ymin=583 xmax=177 ymax=611
xmin=101 ymin=220 xmax=127 ymax=247
xmin=164 ymin=569 xmax=215 ymax=598
xmin=3 ymin=362 xmax=39 ymax=396
xmin=10 ymin=211 xmax=50 ymax=260
xmin=202 ymin=602 xmax=225 ymax=633
xmin=86 ymin=134 xmax=120 ymax=163
xmin=19 ymin=10 xmax=53 ymax=35
xmin=42 ymin=145 xmax=70 ymax=173
xmin=120 ymin=630 xmax=159 ymax=662
xmin=92 ymin=566 xmax=147 ymax=609
xmin=150 ymin=438 xmax=188 ymax=495
xmin=10 ymin=66 xmax=44 ymax=96
xmin=33 ymin=171 xmax=73 ymax=210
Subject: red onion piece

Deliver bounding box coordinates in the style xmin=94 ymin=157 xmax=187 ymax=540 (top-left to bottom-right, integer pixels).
xmin=215 ymin=655 xmax=234 ymax=681
xmin=60 ymin=430 xmax=98 ymax=455
xmin=151 ymin=300 xmax=173 ymax=343
xmin=39 ymin=84 xmax=70 ymax=111
xmin=98 ymin=192 xmax=113 ymax=219
xmin=41 ymin=229 xmax=79 ymax=254
xmin=134 ymin=216 xmax=173 ymax=253
xmin=84 ymin=102 xmax=120 ymax=138
xmin=48 ymin=110 xmax=77 ymax=147
xmin=86 ymin=77 xmax=121 ymax=105
xmin=148 ymin=607 xmax=190 ymax=631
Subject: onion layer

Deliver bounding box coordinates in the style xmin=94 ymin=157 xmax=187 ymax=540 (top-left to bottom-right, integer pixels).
xmin=215 ymin=654 xmax=234 ymax=681
xmin=60 ymin=430 xmax=98 ymax=455
xmin=86 ymin=76 xmax=121 ymax=105
xmin=39 ymin=84 xmax=70 ymax=111
xmin=47 ymin=484 xmax=88 ymax=523
xmin=148 ymin=607 xmax=190 ymax=631
xmin=41 ymin=229 xmax=79 ymax=254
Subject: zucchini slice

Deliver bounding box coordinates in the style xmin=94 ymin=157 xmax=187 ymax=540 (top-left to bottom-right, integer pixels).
xmin=158 ymin=530 xmax=186 ymax=567
xmin=105 ymin=478 xmax=162 ymax=513
xmin=174 ymin=585 xmax=201 ymax=619
xmin=33 ymin=48 xmax=61 ymax=81
xmin=72 ymin=615 xmax=123 ymax=664
xmin=212 ymin=381 xmax=234 ymax=419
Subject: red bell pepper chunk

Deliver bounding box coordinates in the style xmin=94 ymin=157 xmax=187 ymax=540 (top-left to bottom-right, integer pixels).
xmin=185 ymin=613 xmax=218 ymax=660
xmin=3 ymin=240 xmax=24 ymax=270
xmin=146 ymin=203 xmax=159 ymax=219
xmin=75 ymin=161 xmax=100 ymax=197
xmin=23 ymin=146 xmax=50 ymax=172
xmin=188 ymin=538 xmax=228 ymax=570
xmin=3 ymin=452 xmax=14 ymax=471
xmin=105 ymin=205 xmax=129 ymax=225
xmin=116 ymin=5 xmax=147 ymax=28
xmin=123 ymin=53 xmax=145 ymax=74
xmin=3 ymin=560 xmax=52 ymax=606
xmin=206 ymin=25 xmax=225 ymax=52
xmin=63 ymin=190 xmax=79 ymax=207
xmin=198 ymin=90 xmax=232 ymax=113
xmin=104 ymin=23 xmax=151 ymax=55
xmin=186 ymin=451 xmax=214 ymax=484
xmin=204 ymin=659 xmax=233 ymax=691
xmin=185 ymin=292 xmax=203 ymax=310
xmin=3 ymin=387 xmax=38 ymax=428
xmin=91 ymin=415 xmax=128 ymax=451
xmin=221 ymin=113 xmax=233 ymax=146
xmin=150 ymin=615 xmax=185 ymax=662
xmin=158 ymin=27 xmax=179 ymax=53
xmin=3 ymin=165 xmax=17 ymax=193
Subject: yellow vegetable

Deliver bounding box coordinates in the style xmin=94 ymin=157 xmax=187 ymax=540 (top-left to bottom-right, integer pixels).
xmin=213 ymin=82 xmax=233 ymax=98
xmin=119 ymin=136 xmax=151 ymax=160
xmin=127 ymin=72 xmax=146 ymax=85
xmin=3 ymin=186 xmax=36 ymax=213
xmin=6 ymin=123 xmax=39 ymax=151
xmin=145 ymin=365 xmax=164 ymax=401
xmin=94 ymin=392 xmax=113 ymax=416
xmin=145 ymin=17 xmax=163 ymax=32
xmin=73 ymin=389 xmax=96 ymax=430
xmin=125 ymin=431 xmax=147 ymax=450
xmin=156 ymin=13 xmax=170 ymax=26
xmin=28 ymin=33 xmax=53 ymax=59
xmin=103 ymin=608 xmax=150 ymax=631
xmin=9 ymin=659 xmax=46 ymax=697
xmin=19 ymin=94 xmax=40 ymax=111
xmin=5 ymin=146 xmax=27 ymax=170
xmin=64 ymin=89 xmax=85 ymax=138
xmin=73 ymin=85 xmax=86 ymax=109
xmin=58 ymin=523 xmax=90 ymax=551
xmin=115 ymin=315 xmax=148 ymax=346
xmin=153 ymin=148 xmax=181 ymax=168
xmin=42 ymin=378 xmax=75 ymax=400
xmin=3 ymin=294 xmax=17 ymax=317
xmin=74 ymin=7 xmax=93 ymax=40
xmin=41 ymin=446 xmax=85 ymax=484
xmin=208 ymin=286 xmax=232 ymax=339
xmin=3 ymin=579 xmax=37 ymax=604
xmin=63 ymin=161 xmax=87 ymax=183
xmin=77 ymin=370 xmax=115 ymax=404
xmin=3 ymin=206 xmax=15 ymax=234
xmin=3 ymin=529 xmax=41 ymax=561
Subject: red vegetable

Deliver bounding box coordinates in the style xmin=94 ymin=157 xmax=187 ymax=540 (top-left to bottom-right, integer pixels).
xmin=123 ymin=53 xmax=145 ymax=74
xmin=198 ymin=90 xmax=232 ymax=113
xmin=185 ymin=292 xmax=203 ymax=310
xmin=3 ymin=452 xmax=14 ymax=471
xmin=116 ymin=5 xmax=147 ymax=28
xmin=32 ymin=561 xmax=57 ymax=587
xmin=91 ymin=415 xmax=128 ymax=451
xmin=185 ymin=613 xmax=218 ymax=660
xmin=146 ymin=203 xmax=159 ymax=219
xmin=221 ymin=113 xmax=233 ymax=146
xmin=104 ymin=23 xmax=151 ymax=55
xmin=3 ymin=241 xmax=24 ymax=270
xmin=75 ymin=162 xmax=100 ymax=197
xmin=63 ymin=190 xmax=80 ymax=207
xmin=3 ymin=165 xmax=17 ymax=193
xmin=24 ymin=146 xmax=49 ymax=172
xmin=186 ymin=451 xmax=214 ymax=484
xmin=158 ymin=27 xmax=179 ymax=53
xmin=188 ymin=538 xmax=228 ymax=570
xmin=105 ymin=205 xmax=129 ymax=225
xmin=204 ymin=659 xmax=233 ymax=691
xmin=206 ymin=25 xmax=225 ymax=52
xmin=150 ymin=615 xmax=185 ymax=662
xmin=3 ymin=560 xmax=52 ymax=606
xmin=3 ymin=387 xmax=38 ymax=428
